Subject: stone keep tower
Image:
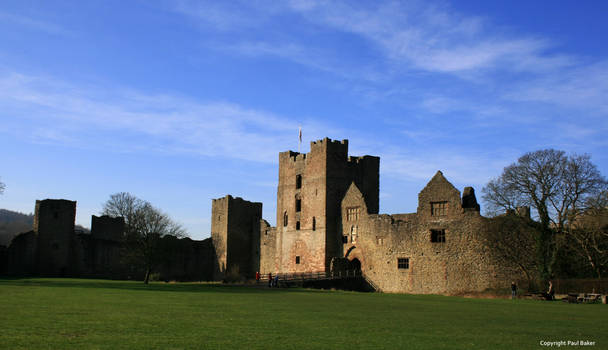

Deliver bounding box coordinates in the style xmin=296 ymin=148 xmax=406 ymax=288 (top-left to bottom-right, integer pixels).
xmin=276 ymin=138 xmax=379 ymax=273
xmin=34 ymin=199 xmax=76 ymax=276
xmin=211 ymin=195 xmax=262 ymax=280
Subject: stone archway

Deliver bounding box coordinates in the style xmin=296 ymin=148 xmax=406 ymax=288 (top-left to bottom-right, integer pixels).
xmin=349 ymin=257 xmax=361 ymax=272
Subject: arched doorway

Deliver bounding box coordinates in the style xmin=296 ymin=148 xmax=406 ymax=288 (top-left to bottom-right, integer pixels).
xmin=349 ymin=258 xmax=361 ymax=272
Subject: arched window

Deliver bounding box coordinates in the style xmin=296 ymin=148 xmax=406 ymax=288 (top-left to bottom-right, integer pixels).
xmin=283 ymin=211 xmax=288 ymax=227
xmin=312 ymin=217 xmax=316 ymax=231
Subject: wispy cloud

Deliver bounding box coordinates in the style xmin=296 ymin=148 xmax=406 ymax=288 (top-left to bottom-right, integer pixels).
xmin=175 ymin=1 xmax=574 ymax=75
xmin=0 ymin=11 xmax=73 ymax=36
xmin=0 ymin=71 xmax=348 ymax=162
xmin=505 ymin=60 xmax=608 ymax=114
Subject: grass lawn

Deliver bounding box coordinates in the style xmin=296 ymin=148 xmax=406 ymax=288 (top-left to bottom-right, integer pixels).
xmin=0 ymin=278 xmax=605 ymax=349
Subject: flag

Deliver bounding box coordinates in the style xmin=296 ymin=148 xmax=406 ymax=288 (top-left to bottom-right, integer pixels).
xmin=298 ymin=126 xmax=302 ymax=143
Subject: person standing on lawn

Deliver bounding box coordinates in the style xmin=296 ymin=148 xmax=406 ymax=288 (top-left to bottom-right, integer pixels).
xmin=511 ymin=281 xmax=517 ymax=299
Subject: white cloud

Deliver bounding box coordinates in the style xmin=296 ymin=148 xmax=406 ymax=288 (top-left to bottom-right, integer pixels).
xmin=0 ymin=71 xmax=346 ymax=163
xmin=283 ymin=1 xmax=574 ymax=74
xmin=505 ymin=60 xmax=608 ymax=114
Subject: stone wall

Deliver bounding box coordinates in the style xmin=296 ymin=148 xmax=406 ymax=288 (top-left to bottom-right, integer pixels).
xmin=259 ymin=219 xmax=277 ymax=273
xmin=339 ymin=174 xmax=522 ymax=294
xmin=4 ymin=199 xmax=215 ymax=282
xmin=211 ymin=195 xmax=262 ymax=280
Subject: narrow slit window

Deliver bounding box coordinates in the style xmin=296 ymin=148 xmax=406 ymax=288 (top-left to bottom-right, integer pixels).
xmin=296 ymin=221 xmax=300 ymax=230
xmin=296 ymin=198 xmax=302 ymax=212
xmin=296 ymin=175 xmax=302 ymax=189
xmin=283 ymin=211 xmax=288 ymax=227
xmin=312 ymin=217 xmax=316 ymax=231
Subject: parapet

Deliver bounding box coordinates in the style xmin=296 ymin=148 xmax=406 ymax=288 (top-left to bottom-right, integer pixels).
xmin=91 ymin=215 xmax=125 ymax=241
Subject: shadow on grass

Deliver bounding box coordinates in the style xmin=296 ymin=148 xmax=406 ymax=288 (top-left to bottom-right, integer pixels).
xmin=0 ymin=277 xmax=337 ymax=295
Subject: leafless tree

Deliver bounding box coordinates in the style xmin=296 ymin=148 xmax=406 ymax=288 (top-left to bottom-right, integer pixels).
xmin=102 ymin=192 xmax=186 ymax=284
xmin=567 ymin=192 xmax=608 ymax=279
xmin=485 ymin=214 xmax=539 ymax=290
xmin=482 ymin=149 xmax=607 ymax=281
xmin=0 ymin=177 xmax=5 ymax=195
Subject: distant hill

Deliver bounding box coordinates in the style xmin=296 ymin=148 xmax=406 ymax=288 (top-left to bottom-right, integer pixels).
xmin=0 ymin=209 xmax=34 ymax=246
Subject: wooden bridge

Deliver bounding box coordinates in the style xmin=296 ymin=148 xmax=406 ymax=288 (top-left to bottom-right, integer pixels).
xmin=260 ymin=270 xmax=381 ymax=292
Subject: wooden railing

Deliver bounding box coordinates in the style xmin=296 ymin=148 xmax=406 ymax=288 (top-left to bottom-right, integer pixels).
xmin=259 ymin=270 xmax=381 ymax=292
xmin=260 ymin=270 xmax=363 ymax=282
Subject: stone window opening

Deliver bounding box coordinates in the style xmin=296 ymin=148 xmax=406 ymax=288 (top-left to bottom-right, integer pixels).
xmin=295 ymin=198 xmax=302 ymax=212
xmin=398 ymin=258 xmax=409 ymax=269
xmin=296 ymin=221 xmax=300 ymax=230
xmin=431 ymin=201 xmax=448 ymax=216
xmin=376 ymin=236 xmax=384 ymax=245
xmin=283 ymin=211 xmax=288 ymax=227
xmin=342 ymin=235 xmax=348 ymax=244
xmin=296 ymin=256 xmax=301 ymax=264
xmin=350 ymin=225 xmax=358 ymax=243
xmin=431 ymin=229 xmax=446 ymax=243
xmin=312 ymin=217 xmax=316 ymax=231
xmin=346 ymin=207 xmax=360 ymax=221
xmin=296 ymin=174 xmax=302 ymax=189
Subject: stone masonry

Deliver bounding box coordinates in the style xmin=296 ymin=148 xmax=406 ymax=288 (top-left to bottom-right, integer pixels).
xmin=213 ymin=137 xmax=525 ymax=294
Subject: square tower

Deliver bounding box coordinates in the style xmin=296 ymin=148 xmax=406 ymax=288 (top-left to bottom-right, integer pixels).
xmin=211 ymin=195 xmax=262 ymax=280
xmin=34 ymin=199 xmax=77 ymax=276
xmin=276 ymin=138 xmax=379 ymax=273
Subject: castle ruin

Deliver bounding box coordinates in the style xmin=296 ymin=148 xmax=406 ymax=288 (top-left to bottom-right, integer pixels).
xmin=2 ymin=137 xmax=528 ymax=294
xmin=213 ymin=137 xmax=525 ymax=294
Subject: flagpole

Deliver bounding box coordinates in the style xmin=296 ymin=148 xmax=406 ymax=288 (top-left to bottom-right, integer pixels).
xmin=298 ymin=126 xmax=302 ymax=153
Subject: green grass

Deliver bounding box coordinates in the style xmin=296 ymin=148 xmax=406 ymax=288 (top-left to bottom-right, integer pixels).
xmin=0 ymin=278 xmax=605 ymax=349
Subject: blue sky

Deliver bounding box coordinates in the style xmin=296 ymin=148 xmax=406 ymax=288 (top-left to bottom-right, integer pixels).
xmin=1 ymin=1 xmax=607 ymax=239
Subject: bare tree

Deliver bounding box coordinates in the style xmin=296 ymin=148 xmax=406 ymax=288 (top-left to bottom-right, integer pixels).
xmin=485 ymin=214 xmax=539 ymax=290
xmin=0 ymin=177 xmax=5 ymax=195
xmin=482 ymin=149 xmax=607 ymax=281
xmin=567 ymin=192 xmax=608 ymax=279
xmin=101 ymin=192 xmax=186 ymax=284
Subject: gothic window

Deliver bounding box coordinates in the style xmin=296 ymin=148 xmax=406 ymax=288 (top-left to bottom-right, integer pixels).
xmin=283 ymin=211 xmax=288 ymax=227
xmin=346 ymin=207 xmax=360 ymax=221
xmin=350 ymin=225 xmax=358 ymax=243
xmin=296 ymin=174 xmax=302 ymax=189
xmin=398 ymin=258 xmax=409 ymax=269
xmin=431 ymin=229 xmax=446 ymax=243
xmin=431 ymin=202 xmax=448 ymax=216
xmin=312 ymin=217 xmax=316 ymax=231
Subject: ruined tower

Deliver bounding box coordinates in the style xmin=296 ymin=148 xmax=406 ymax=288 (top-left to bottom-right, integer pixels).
xmin=276 ymin=137 xmax=379 ymax=273
xmin=211 ymin=195 xmax=262 ymax=280
xmin=34 ymin=199 xmax=76 ymax=276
